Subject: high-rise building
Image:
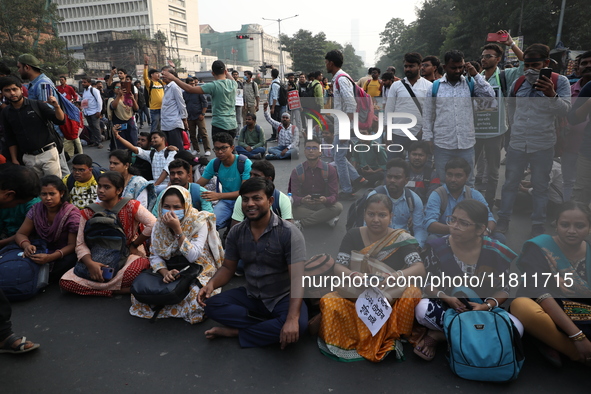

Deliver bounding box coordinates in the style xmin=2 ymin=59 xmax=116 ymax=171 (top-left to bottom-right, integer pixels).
xmin=52 ymin=0 xmax=205 ymax=72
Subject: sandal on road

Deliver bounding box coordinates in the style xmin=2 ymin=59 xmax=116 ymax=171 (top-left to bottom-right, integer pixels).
xmin=414 ymin=330 xmax=438 ymax=361
xmin=0 ymin=334 xmax=40 ymax=354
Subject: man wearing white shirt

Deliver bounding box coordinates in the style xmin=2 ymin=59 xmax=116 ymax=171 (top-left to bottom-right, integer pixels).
xmin=422 ymin=49 xmax=495 ymax=186
xmin=385 ymin=53 xmax=432 ymax=160
xmin=81 ymin=77 xmax=103 ymax=149
xmin=160 ymin=66 xmax=188 ymax=151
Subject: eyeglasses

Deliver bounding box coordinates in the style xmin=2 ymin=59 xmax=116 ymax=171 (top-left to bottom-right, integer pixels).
xmin=446 ymin=215 xmax=476 ymax=230
xmin=305 ymin=146 xmax=319 ymax=151
xmin=481 ymin=54 xmax=497 ymax=59
xmin=213 ymin=145 xmax=231 ymax=152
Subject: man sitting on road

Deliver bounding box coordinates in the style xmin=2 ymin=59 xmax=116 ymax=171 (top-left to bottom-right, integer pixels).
xmin=406 ymin=141 xmax=440 ymax=204
xmin=235 ymin=113 xmax=266 ymax=160
xmin=196 ymin=132 xmax=252 ymax=230
xmin=151 ymin=159 xmax=213 ymax=215
xmin=289 ymin=137 xmax=342 ymax=228
xmin=263 ymin=102 xmax=299 ymax=160
xmin=424 ymin=157 xmax=501 ymax=242
xmin=198 ymin=177 xmax=307 ymax=349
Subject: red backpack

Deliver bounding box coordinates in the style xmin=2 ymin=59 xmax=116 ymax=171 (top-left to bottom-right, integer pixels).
xmin=334 ymin=74 xmax=376 ymax=131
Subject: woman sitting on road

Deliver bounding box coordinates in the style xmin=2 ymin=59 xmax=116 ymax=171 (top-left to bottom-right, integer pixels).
xmin=414 ymin=199 xmax=521 ymax=361
xmin=318 ymin=193 xmax=425 ymax=362
xmin=511 ymin=201 xmax=591 ymax=367
xmin=109 ymin=149 xmax=156 ymax=210
xmin=60 ymin=171 xmax=156 ymax=296
xmin=130 ymin=186 xmax=223 ymax=323
xmin=15 ymin=175 xmax=81 ymax=282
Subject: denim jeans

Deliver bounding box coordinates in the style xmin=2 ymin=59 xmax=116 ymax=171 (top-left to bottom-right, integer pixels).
xmin=268 ymin=145 xmax=297 ymax=159
xmin=474 ymin=135 xmax=503 ymax=207
xmin=214 ymin=199 xmax=236 ymax=229
xmin=235 ymin=145 xmax=266 ymax=158
xmin=498 ymin=146 xmax=554 ymax=225
xmin=150 ymin=109 xmax=161 ymax=133
xmin=334 ymin=133 xmax=361 ymax=193
xmin=433 ymin=145 xmax=475 ymax=187
xmin=574 ymin=155 xmax=591 ymax=206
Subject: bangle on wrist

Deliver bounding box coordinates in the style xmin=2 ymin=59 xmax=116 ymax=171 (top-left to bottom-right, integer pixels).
xmin=175 ymin=233 xmax=182 ymax=240
xmin=484 ymin=301 xmax=493 ymax=311
xmin=57 ymin=249 xmax=64 ymax=259
xmin=19 ymin=239 xmax=31 ymax=248
xmin=484 ymin=297 xmax=499 ymax=308
xmin=436 ymin=290 xmax=446 ymax=298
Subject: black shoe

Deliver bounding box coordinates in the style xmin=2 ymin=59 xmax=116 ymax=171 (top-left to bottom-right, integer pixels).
xmin=496 ymin=217 xmax=509 ymax=234
xmin=338 ymin=191 xmax=356 ymax=201
xmin=352 ymin=177 xmax=369 ymax=192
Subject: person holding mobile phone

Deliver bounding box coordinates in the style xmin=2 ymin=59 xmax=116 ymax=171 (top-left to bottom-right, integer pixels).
xmin=496 ymin=43 xmax=572 ymax=238
xmin=80 ymin=77 xmax=104 ymax=149
xmin=107 ymin=81 xmax=139 ymax=150
xmin=130 ymin=185 xmax=223 ymax=324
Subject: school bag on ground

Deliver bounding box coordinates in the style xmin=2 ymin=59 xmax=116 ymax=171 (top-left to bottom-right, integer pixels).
xmin=73 ymin=198 xmax=131 ymax=280
xmin=443 ymin=287 xmax=524 ymax=382
xmin=0 ymin=240 xmax=50 ymax=301
xmin=131 ymin=255 xmax=203 ymax=321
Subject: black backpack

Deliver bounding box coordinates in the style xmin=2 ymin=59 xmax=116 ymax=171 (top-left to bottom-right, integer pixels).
xmin=29 ymin=99 xmax=64 ymax=154
xmin=273 ymin=81 xmax=288 ymax=106
xmin=73 ymin=198 xmax=131 ymax=280
xmin=345 ymin=186 xmax=415 ymax=232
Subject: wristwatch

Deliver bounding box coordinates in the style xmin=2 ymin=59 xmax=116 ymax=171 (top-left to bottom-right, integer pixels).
xmin=174 ymin=233 xmax=182 ymax=240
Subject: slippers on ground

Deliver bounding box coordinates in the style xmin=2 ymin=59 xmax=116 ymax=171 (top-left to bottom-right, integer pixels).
xmin=414 ymin=331 xmax=438 ymax=361
xmin=0 ymin=334 xmax=40 ymax=354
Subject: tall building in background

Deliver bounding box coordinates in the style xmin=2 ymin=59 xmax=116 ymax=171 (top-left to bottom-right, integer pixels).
xmin=351 ymin=19 xmax=366 ymax=66
xmin=52 ymin=0 xmax=206 ymax=73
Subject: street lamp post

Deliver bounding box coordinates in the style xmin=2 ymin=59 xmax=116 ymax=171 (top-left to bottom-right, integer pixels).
xmin=262 ymin=14 xmax=298 ymax=78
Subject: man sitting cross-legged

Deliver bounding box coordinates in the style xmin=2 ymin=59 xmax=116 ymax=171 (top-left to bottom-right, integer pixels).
xmin=198 ymin=178 xmax=307 ymax=348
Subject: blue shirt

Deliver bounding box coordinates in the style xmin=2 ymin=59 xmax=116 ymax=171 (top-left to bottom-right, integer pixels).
xmin=424 ymin=184 xmax=494 ymax=234
xmin=27 ymin=73 xmax=59 ymax=101
xmin=202 ymin=154 xmax=252 ymax=193
xmin=366 ymin=187 xmax=427 ymax=248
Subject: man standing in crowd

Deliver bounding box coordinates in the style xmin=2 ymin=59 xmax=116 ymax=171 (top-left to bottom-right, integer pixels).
xmin=17 ymin=54 xmax=70 ymax=176
xmin=385 ymin=52 xmax=432 ymax=159
xmin=162 ymin=61 xmax=237 ymax=139
xmin=159 ymin=66 xmax=188 ymax=151
xmin=143 ymin=55 xmax=166 ymax=132
xmin=421 ymin=56 xmax=441 ymax=82
xmin=268 ymin=69 xmax=285 ymax=142
xmin=199 ymin=177 xmax=307 ymax=349
xmin=496 ymin=44 xmax=571 ymax=237
xmin=325 ymin=49 xmax=367 ymax=200
xmin=422 ymin=49 xmax=495 ymax=186
xmin=81 ymin=77 xmax=103 ymax=149
xmin=183 ymin=77 xmax=210 ymax=156
xmin=57 ymin=76 xmax=78 ymax=102
xmin=289 ymin=137 xmax=342 ymax=228
xmin=476 ymin=31 xmax=524 ymax=210
xmin=134 ymin=80 xmax=150 ymax=129
xmin=242 ymin=71 xmax=260 ymax=120
xmin=0 ymin=76 xmax=64 ymax=177
xmin=569 ymin=52 xmax=591 ymax=206
xmin=232 ymin=70 xmax=244 ymax=136
xmin=363 ymin=67 xmax=382 ymax=99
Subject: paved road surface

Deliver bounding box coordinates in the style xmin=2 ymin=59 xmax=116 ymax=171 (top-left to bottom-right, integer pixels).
xmin=2 ymin=113 xmax=587 ymax=393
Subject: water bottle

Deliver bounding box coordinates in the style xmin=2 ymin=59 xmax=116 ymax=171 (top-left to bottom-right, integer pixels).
xmin=287 ymin=192 xmax=293 ymax=204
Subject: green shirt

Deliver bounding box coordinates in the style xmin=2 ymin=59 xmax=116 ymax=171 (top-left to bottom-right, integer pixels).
xmin=238 ymin=125 xmax=265 ymax=149
xmin=0 ymin=197 xmax=41 ymax=238
xmin=201 ymin=79 xmax=237 ymax=130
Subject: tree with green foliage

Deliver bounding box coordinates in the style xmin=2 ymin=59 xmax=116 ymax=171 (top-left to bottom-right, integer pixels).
xmin=0 ymin=0 xmax=83 ymax=80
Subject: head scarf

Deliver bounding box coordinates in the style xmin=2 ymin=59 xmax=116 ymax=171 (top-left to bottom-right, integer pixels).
xmin=150 ymin=185 xmax=221 ymax=262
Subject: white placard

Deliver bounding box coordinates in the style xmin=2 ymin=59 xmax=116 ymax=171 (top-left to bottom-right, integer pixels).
xmin=235 ymin=89 xmax=244 ymax=106
xmin=355 ymin=287 xmax=392 ymax=337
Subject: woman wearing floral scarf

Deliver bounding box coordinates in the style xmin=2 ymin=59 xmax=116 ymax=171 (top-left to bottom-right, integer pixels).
xmin=130 ymin=185 xmax=223 ymax=323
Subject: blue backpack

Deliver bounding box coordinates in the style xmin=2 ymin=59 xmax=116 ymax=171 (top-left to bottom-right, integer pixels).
xmin=443 ymin=287 xmax=524 ymax=382
xmin=0 ymin=240 xmax=50 ymax=301
xmin=212 ymin=154 xmax=247 ymax=193
xmin=432 ymin=76 xmax=475 ymax=97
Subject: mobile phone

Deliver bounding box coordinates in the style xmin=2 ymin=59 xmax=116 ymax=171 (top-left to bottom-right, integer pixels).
xmin=539 ymin=67 xmax=552 ymax=81
xmin=118 ymin=123 xmax=128 ymax=130
xmin=247 ymin=310 xmax=269 ymax=322
xmin=457 ymin=298 xmax=473 ymax=310
xmin=101 ymin=267 xmax=114 ymax=280
xmin=122 ymin=81 xmax=132 ymax=92
xmin=311 ymin=193 xmax=322 ymax=200
xmin=486 ymin=32 xmax=508 ymax=42
xmin=35 ymin=248 xmax=48 ymax=255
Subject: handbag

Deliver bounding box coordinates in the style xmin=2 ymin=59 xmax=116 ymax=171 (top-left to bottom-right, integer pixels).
xmin=337 ymin=230 xmax=408 ymax=302
xmin=131 ymin=256 xmax=203 ymax=322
